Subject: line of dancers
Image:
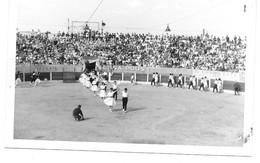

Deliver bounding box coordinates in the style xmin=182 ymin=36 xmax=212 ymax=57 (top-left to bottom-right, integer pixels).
xmin=79 ymin=71 xmax=129 ymax=113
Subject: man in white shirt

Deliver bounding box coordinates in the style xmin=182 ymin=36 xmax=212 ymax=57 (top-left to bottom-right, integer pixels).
xmin=203 ymin=76 xmax=208 ymax=91
xmin=122 ymin=88 xmax=129 ymax=113
xmin=188 ymin=75 xmax=194 ymax=89
xmin=167 ymin=73 xmax=173 ymax=88
xmin=15 ymin=71 xmax=22 ymax=87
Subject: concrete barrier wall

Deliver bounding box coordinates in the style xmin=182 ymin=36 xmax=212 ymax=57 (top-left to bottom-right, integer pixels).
xmin=16 ymin=65 xmax=245 ymax=92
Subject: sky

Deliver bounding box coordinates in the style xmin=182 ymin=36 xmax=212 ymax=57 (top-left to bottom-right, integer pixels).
xmin=16 ymin=0 xmax=253 ymax=36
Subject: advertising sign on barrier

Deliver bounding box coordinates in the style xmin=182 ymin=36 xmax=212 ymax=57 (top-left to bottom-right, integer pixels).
xmin=33 ymin=65 xmax=62 ymax=72
xmin=62 ymin=65 xmax=76 ymax=72
xmin=239 ymin=71 xmax=245 ymax=82
xmin=16 ymin=65 xmax=243 ymax=82
xmin=192 ymin=69 xmax=240 ymax=81
xmin=102 ymin=65 xmax=146 ymax=73
xmin=102 ymin=66 xmax=193 ymax=75
xmin=16 ymin=65 xmax=61 ymax=73
xmin=16 ymin=65 xmax=83 ymax=73
xmin=148 ymin=67 xmax=192 ymax=75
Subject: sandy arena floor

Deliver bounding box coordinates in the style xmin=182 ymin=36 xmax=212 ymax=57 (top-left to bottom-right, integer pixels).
xmin=14 ymin=81 xmax=244 ymax=147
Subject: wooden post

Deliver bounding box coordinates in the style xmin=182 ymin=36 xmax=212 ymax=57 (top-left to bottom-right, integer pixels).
xmin=208 ymin=78 xmax=211 ymax=91
xmin=159 ymin=74 xmax=162 ymax=85
xmin=122 ymin=73 xmax=124 ymax=81
xmin=184 ymin=76 xmax=186 ymax=88
xmin=221 ymin=80 xmax=224 ymax=93
xmin=147 ymin=73 xmax=149 ymax=83
xmin=50 ymin=72 xmax=52 ymax=81
xmin=23 ymin=72 xmax=25 ymax=82
xmin=196 ymin=77 xmax=199 ymax=89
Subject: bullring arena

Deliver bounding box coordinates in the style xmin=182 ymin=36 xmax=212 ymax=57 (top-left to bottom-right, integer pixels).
xmin=14 ymin=65 xmax=245 ymax=147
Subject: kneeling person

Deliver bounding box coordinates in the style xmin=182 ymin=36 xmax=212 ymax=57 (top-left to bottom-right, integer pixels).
xmin=73 ymin=105 xmax=84 ymax=121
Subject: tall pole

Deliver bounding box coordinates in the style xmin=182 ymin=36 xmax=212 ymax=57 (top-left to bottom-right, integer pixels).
xmin=101 ymin=20 xmax=103 ymax=33
xmin=68 ymin=18 xmax=70 ymax=33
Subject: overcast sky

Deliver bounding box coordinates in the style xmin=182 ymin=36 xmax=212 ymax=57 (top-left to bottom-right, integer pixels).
xmin=17 ymin=0 xmax=252 ymax=36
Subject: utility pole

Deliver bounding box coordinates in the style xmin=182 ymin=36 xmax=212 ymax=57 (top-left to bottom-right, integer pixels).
xmin=67 ymin=18 xmax=70 ymax=33
xmin=101 ymin=20 xmax=104 ymax=33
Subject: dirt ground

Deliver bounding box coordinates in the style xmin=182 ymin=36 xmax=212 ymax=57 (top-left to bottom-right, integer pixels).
xmin=14 ymin=81 xmax=244 ymax=147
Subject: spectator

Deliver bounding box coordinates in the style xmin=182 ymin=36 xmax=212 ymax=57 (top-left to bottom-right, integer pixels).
xmin=16 ymin=31 xmax=246 ymax=72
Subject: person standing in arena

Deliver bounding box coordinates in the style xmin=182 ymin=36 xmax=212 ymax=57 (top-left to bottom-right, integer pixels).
xmin=30 ymin=71 xmax=36 ymax=86
xmin=199 ymin=77 xmax=205 ymax=91
xmin=15 ymin=71 xmax=22 ymax=87
xmin=213 ymin=78 xmax=218 ymax=93
xmin=84 ymin=74 xmax=92 ymax=89
xmin=151 ymin=72 xmax=155 ymax=86
xmin=234 ymin=81 xmax=241 ymax=95
xmin=122 ymin=88 xmax=129 ymax=113
xmin=155 ymin=72 xmax=159 ymax=87
xmin=112 ymin=80 xmax=119 ymax=101
xmin=102 ymin=72 xmax=109 ymax=88
xmin=130 ymin=73 xmax=135 ymax=85
xmin=203 ymin=76 xmax=208 ymax=92
xmin=177 ymin=74 xmax=183 ymax=88
xmin=217 ymin=78 xmax=222 ymax=93
xmin=34 ymin=72 xmax=41 ymax=87
xmin=104 ymin=88 xmax=118 ymax=112
xmin=167 ymin=73 xmax=173 ymax=88
xmin=90 ymin=77 xmax=99 ymax=96
xmin=99 ymin=82 xmax=107 ymax=100
xmin=188 ymin=75 xmax=194 ymax=89
xmin=73 ymin=105 xmax=84 ymax=121
xmin=192 ymin=75 xmax=197 ymax=90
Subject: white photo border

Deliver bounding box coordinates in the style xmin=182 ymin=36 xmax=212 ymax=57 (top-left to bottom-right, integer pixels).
xmin=3 ymin=0 xmax=258 ymax=157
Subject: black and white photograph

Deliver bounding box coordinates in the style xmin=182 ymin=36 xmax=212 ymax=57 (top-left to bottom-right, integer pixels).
xmin=1 ymin=0 xmax=260 ymax=162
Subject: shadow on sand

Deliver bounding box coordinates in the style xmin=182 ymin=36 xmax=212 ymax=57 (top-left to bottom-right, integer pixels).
xmin=112 ymin=107 xmax=146 ymax=113
xmin=74 ymin=117 xmax=94 ymax=122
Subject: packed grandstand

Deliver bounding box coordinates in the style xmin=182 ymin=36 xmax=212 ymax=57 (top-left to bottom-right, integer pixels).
xmin=16 ymin=30 xmax=246 ymax=72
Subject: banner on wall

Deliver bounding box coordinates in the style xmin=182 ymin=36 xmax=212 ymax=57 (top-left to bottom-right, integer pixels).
xmin=148 ymin=67 xmax=192 ymax=75
xmin=16 ymin=65 xmax=83 ymax=73
xmin=239 ymin=71 xmax=245 ymax=82
xmin=102 ymin=65 xmax=146 ymax=73
xmin=192 ymin=69 xmax=240 ymax=81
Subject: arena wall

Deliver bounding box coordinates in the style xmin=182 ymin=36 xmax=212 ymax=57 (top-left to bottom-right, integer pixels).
xmin=16 ymin=65 xmax=245 ymax=92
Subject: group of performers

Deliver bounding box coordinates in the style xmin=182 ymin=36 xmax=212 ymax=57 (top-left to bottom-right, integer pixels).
xmin=151 ymin=72 xmax=160 ymax=87
xmin=15 ymin=71 xmax=41 ymax=87
xmin=79 ymin=70 xmax=129 ymax=113
xmin=166 ymin=73 xmax=225 ymax=93
xmin=30 ymin=71 xmax=41 ymax=86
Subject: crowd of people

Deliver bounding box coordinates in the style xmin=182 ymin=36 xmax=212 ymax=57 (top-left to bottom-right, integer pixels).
xmin=16 ymin=30 xmax=246 ymax=72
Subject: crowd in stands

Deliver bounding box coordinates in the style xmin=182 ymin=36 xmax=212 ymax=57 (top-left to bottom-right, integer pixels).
xmin=16 ymin=29 xmax=246 ymax=72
